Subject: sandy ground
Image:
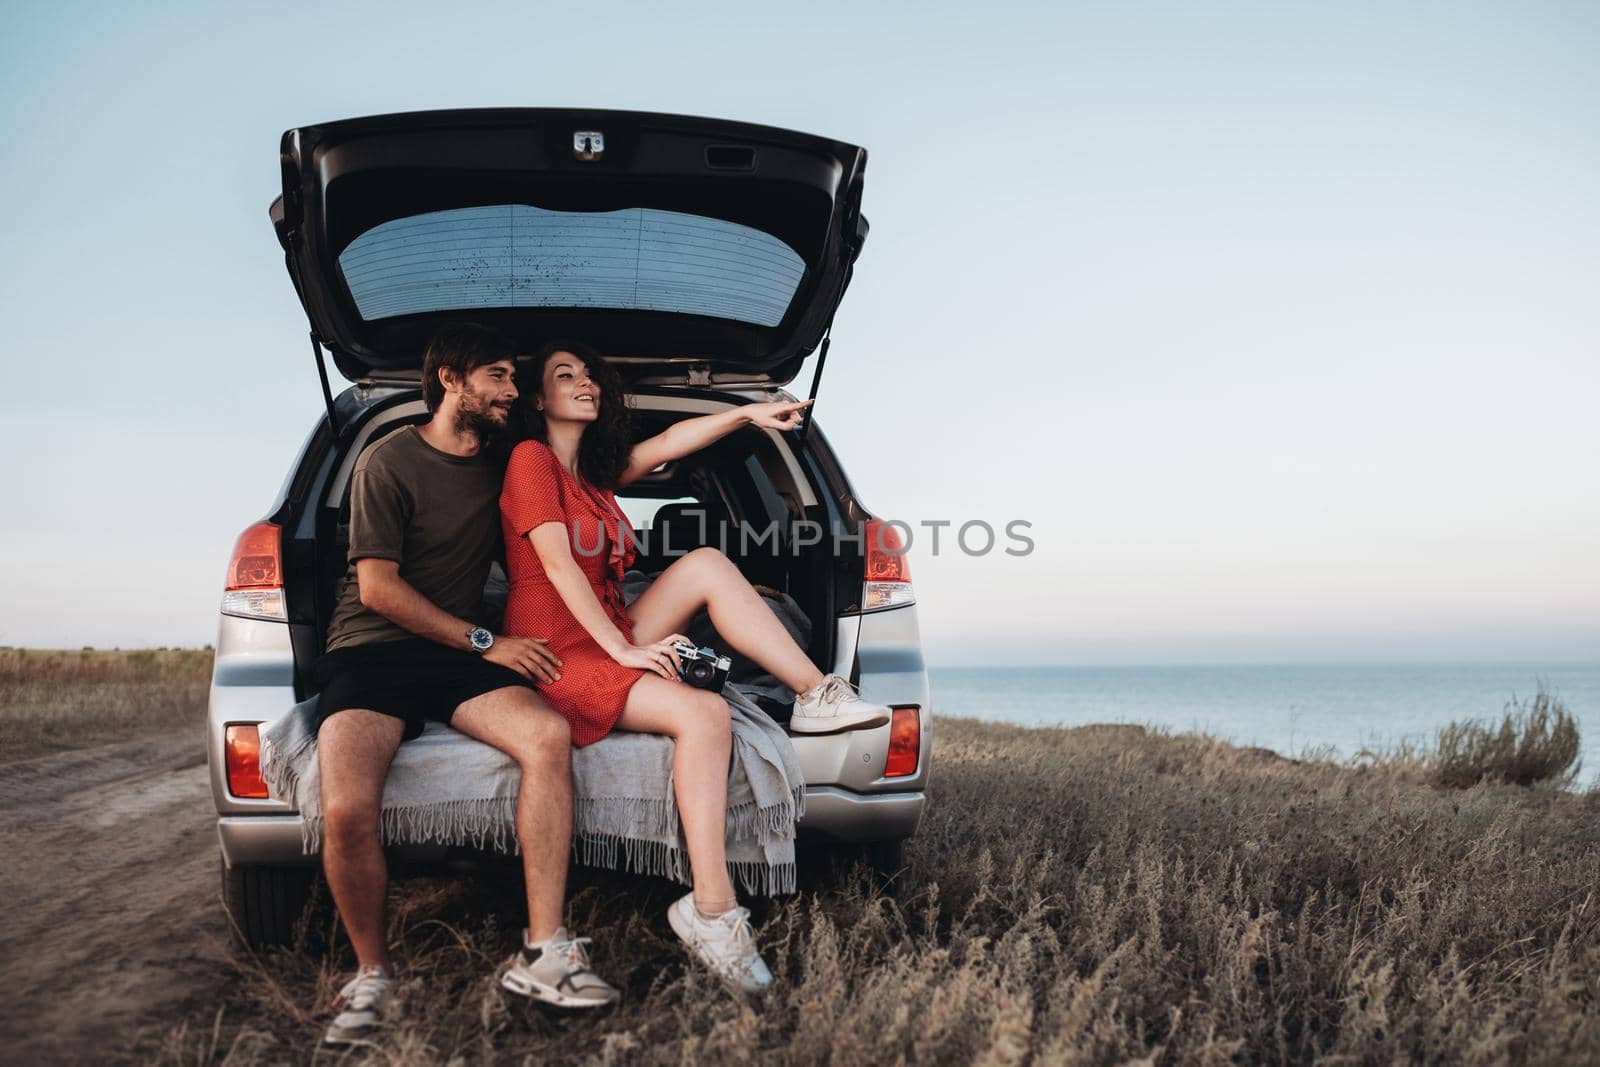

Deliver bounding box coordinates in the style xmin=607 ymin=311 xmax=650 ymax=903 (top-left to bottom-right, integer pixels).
xmin=0 ymin=736 xmax=233 ymax=1062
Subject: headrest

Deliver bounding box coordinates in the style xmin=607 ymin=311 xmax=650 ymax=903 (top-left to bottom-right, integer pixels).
xmin=648 ymin=502 xmax=728 ymax=555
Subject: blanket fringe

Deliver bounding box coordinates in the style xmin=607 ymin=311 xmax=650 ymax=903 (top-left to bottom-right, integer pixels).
xmin=300 ymin=796 xmax=520 ymax=854
xmin=575 ymin=831 xmax=690 ymax=885
xmin=574 ymin=831 xmax=796 ymax=895
xmin=574 ymin=795 xmax=680 ymax=841
xmin=292 ymin=791 xmax=805 ymax=888
xmin=726 ymin=785 xmax=807 ymax=845
xmin=259 ymin=730 xmax=314 ymax=808
xmin=733 ymin=857 xmax=797 ymax=896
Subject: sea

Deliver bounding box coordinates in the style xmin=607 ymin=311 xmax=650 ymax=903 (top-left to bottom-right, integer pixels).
xmin=927 ymin=663 xmax=1600 ymax=788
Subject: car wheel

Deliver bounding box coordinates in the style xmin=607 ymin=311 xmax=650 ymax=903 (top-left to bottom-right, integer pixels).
xmin=857 ymin=839 xmax=908 ymax=886
xmin=798 ymin=840 xmax=909 ymax=892
xmin=220 ymin=855 xmax=316 ymax=949
xmin=857 ymin=838 xmax=908 ymax=883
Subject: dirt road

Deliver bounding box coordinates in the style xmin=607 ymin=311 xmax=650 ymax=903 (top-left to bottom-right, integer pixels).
xmin=0 ymin=736 xmax=234 ymax=1062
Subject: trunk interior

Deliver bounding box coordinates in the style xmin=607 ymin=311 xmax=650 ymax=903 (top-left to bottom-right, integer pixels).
xmin=287 ymin=397 xmax=845 ymax=717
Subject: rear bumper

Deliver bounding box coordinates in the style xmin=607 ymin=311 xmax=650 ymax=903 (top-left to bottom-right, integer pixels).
xmin=218 ymin=816 xmax=320 ymax=868
xmin=217 ymin=784 xmax=925 ymax=867
xmin=794 ymin=786 xmax=924 ymax=844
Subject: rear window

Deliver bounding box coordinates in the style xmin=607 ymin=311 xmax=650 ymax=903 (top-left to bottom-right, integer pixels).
xmin=337 ymin=205 xmax=806 ymax=328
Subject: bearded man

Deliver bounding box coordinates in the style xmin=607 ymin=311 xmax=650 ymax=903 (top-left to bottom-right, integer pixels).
xmin=311 ymin=322 xmax=619 ymax=1045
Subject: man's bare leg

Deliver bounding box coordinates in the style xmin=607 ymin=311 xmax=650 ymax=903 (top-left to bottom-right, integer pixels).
xmin=451 ymin=686 xmax=572 ymax=941
xmin=317 ymin=709 xmax=406 ymax=970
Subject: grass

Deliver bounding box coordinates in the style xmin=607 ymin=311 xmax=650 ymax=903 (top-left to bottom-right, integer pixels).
xmin=161 ymin=718 xmax=1599 ymax=1064
xmin=9 ymin=651 xmax=1597 ymax=1063
xmin=1432 ymin=688 xmax=1582 ymax=788
xmin=0 ymin=647 xmax=212 ymax=761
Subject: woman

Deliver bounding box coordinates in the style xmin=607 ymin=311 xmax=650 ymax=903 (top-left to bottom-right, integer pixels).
xmin=498 ymin=339 xmax=892 ymax=994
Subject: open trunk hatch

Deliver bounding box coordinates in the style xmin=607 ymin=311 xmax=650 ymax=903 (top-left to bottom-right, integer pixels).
xmin=272 ymin=108 xmax=867 ymax=387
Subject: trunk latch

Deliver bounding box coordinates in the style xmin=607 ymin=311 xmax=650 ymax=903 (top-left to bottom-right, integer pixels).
xmin=572 ymin=131 xmax=604 ymax=162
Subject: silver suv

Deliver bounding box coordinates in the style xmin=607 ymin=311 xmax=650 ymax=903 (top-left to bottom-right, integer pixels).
xmin=207 ymin=108 xmax=933 ymax=948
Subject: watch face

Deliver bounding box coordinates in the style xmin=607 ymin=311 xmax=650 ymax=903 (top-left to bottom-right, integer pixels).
xmin=470 ymin=628 xmax=493 ymax=651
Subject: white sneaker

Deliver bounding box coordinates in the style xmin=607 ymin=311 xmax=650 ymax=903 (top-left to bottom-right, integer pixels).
xmin=790 ymin=673 xmax=891 ymax=734
xmin=323 ymin=964 xmax=394 ymax=1046
xmin=501 ymin=926 xmax=620 ymax=1009
xmin=666 ymin=893 xmax=773 ymax=995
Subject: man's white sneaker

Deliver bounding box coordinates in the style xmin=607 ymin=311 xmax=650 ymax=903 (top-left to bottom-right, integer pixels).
xmin=666 ymin=893 xmax=773 ymax=995
xmin=501 ymin=926 xmax=620 ymax=1009
xmin=324 ymin=964 xmax=394 ymax=1046
xmin=790 ymin=673 xmax=891 ymax=734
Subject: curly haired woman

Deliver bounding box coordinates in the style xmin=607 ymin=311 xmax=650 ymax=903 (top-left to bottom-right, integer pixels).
xmin=497 ymin=339 xmax=890 ymax=997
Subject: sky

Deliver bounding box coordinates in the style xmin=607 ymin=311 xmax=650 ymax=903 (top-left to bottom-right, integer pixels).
xmin=0 ymin=0 xmax=1595 ymax=666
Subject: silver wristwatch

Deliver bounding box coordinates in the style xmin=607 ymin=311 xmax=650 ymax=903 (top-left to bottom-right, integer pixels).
xmin=467 ymin=627 xmax=495 ymax=655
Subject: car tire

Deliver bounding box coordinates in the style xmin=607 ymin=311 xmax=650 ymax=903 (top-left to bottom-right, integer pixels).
xmin=798 ymin=839 xmax=909 ymax=892
xmin=857 ymin=839 xmax=908 ymax=886
xmin=220 ymin=855 xmax=315 ymax=949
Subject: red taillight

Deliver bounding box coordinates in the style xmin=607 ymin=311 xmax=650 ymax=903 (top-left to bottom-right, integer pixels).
xmin=222 ymin=521 xmax=286 ymax=620
xmin=227 ymin=521 xmax=281 ymax=588
xmin=225 ymin=724 xmax=269 ymax=798
xmin=863 ymin=520 xmax=915 ymax=611
xmin=884 ymin=706 xmax=920 ymax=778
xmin=865 ymin=519 xmax=910 ymax=582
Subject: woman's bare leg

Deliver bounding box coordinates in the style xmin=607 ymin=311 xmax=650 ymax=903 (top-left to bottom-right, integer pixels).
xmin=617 ymin=673 xmax=738 ymax=909
xmin=626 ymin=547 xmax=825 ymax=696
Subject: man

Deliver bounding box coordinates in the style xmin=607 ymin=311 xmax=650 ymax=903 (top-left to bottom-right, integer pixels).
xmin=312 ymin=322 xmax=619 ymax=1046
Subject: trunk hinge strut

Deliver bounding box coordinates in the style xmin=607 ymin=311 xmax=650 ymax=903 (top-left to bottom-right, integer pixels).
xmin=793 ymin=321 xmax=832 ymax=453
xmin=793 ymin=230 xmax=860 ymax=450
xmin=309 ymin=333 xmax=340 ymax=436
xmin=281 ymin=235 xmax=341 ymax=437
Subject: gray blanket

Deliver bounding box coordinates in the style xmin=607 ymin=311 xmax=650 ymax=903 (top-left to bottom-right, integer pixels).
xmin=259 ymin=570 xmax=810 ymax=895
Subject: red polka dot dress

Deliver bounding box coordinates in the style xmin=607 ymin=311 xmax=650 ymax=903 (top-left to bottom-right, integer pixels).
xmin=499 ymin=439 xmax=647 ymax=747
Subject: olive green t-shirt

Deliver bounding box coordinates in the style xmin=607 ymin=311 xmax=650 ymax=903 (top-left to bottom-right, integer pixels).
xmin=323 ymin=425 xmax=505 ymax=653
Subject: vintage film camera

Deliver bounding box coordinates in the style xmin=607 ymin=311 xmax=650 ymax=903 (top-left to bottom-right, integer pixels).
xmin=672 ymin=640 xmax=732 ymax=693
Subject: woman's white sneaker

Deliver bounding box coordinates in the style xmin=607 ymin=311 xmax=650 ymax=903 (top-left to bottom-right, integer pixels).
xmin=667 ymin=893 xmax=773 ymax=995
xmin=790 ymin=673 xmax=891 ymax=734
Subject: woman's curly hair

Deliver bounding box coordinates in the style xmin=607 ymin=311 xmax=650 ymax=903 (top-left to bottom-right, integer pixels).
xmin=511 ymin=339 xmax=634 ymax=489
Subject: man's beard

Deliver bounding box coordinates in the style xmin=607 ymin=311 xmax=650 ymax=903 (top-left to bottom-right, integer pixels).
xmin=454 ymin=386 xmax=509 ymax=440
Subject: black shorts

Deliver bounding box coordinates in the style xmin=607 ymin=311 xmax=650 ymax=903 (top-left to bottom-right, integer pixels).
xmin=313 ymin=637 xmax=532 ymax=742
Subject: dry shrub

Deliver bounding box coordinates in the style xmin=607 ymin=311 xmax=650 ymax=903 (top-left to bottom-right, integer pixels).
xmin=1432 ymin=686 xmax=1581 ymax=788
xmin=0 ymin=647 xmax=213 ymax=761
xmin=143 ymin=712 xmax=1600 ymax=1065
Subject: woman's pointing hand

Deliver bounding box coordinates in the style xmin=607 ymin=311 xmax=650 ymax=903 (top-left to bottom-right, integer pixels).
xmin=743 ymin=398 xmax=813 ymax=432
